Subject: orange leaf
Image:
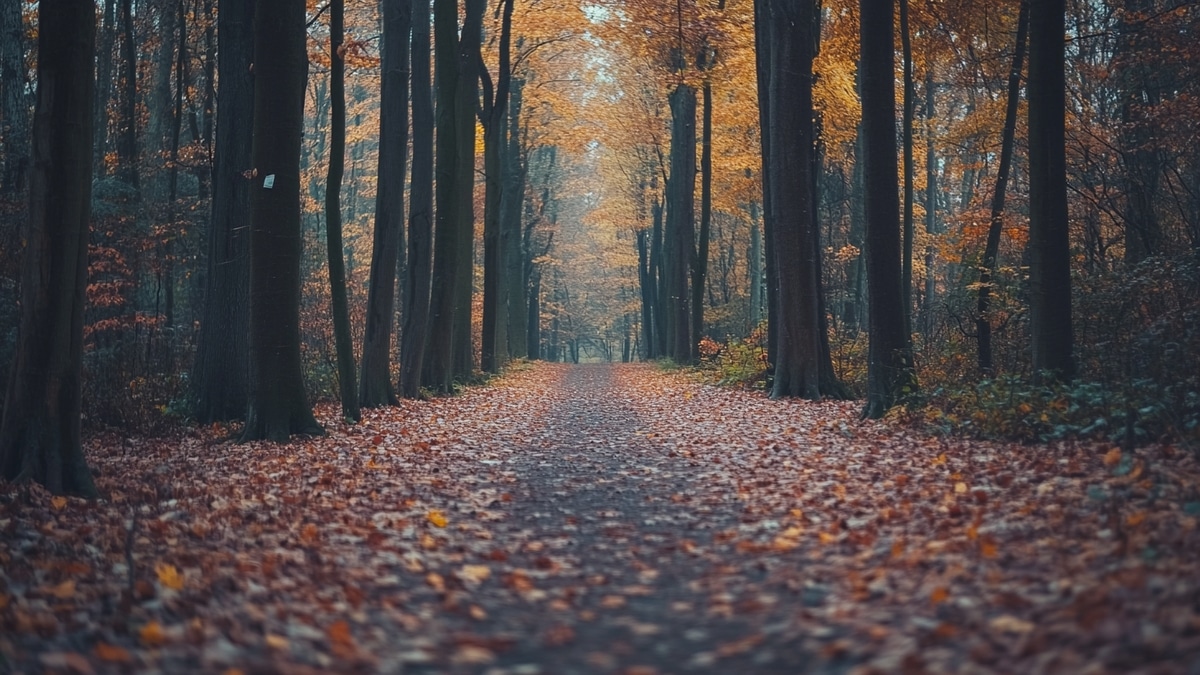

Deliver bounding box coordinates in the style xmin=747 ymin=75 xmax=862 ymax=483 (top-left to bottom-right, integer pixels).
xmin=1103 ymin=448 xmax=1122 ymax=466
xmin=140 ymin=621 xmax=167 ymax=647
xmin=328 ymin=620 xmax=356 ymax=657
xmin=155 ymin=563 xmax=185 ymax=590
xmin=49 ymin=579 xmax=76 ymax=599
xmin=1126 ymin=511 xmax=1147 ymax=527
xmin=51 ymin=496 xmax=68 ymax=511
xmin=427 ymin=510 xmax=448 ymax=528
xmin=94 ymin=642 xmax=133 ymax=663
xmin=301 ymin=523 xmax=320 ymax=545
xmin=980 ymin=538 xmax=998 ymax=559
xmin=930 ymin=587 xmax=949 ymax=604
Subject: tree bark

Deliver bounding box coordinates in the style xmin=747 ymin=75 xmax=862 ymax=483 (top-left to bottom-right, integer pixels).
xmin=920 ymin=66 xmax=937 ymax=340
xmin=976 ymin=0 xmax=1028 ymax=374
xmin=241 ymin=0 xmax=322 ymax=441
xmin=480 ymin=0 xmax=515 ymax=374
xmin=0 ymin=0 xmax=98 ymax=497
xmin=117 ymin=0 xmax=138 ymax=195
xmin=753 ymin=0 xmax=778 ymax=371
xmin=899 ymin=0 xmax=914 ymax=338
xmin=400 ymin=0 xmax=433 ymax=399
xmin=191 ymin=0 xmax=253 ymax=423
xmin=502 ymin=79 xmax=528 ymax=360
xmin=360 ymin=0 xmax=411 ymax=407
xmin=690 ymin=79 xmax=713 ymax=364
xmin=860 ymin=0 xmax=917 ymax=418
xmin=324 ymin=0 xmax=359 ymax=421
xmin=666 ymin=84 xmax=695 ymax=363
xmin=1027 ymin=0 xmax=1073 ymax=381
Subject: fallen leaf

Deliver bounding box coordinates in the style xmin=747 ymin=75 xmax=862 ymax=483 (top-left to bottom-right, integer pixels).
xmin=427 ymin=510 xmax=448 ymax=528
xmin=989 ymin=614 xmax=1035 ymax=634
xmin=930 ymin=587 xmax=950 ymax=605
xmin=140 ymin=620 xmax=167 ymax=646
xmin=94 ymin=642 xmax=133 ymax=663
xmin=49 ymin=579 xmax=76 ymax=599
xmin=51 ymin=496 xmax=68 ymax=511
xmin=155 ymin=562 xmax=185 ymax=590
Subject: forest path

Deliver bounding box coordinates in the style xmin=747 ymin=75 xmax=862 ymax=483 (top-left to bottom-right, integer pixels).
xmin=2 ymin=363 xmax=1198 ymax=674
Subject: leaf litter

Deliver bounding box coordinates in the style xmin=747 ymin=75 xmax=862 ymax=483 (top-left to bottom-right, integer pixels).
xmin=1 ymin=362 xmax=1198 ymax=673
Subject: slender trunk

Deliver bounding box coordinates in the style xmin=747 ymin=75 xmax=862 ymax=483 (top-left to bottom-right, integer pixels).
xmin=400 ymin=0 xmax=433 ymax=399
xmin=753 ymin=0 xmax=778 ymax=371
xmin=650 ymin=198 xmax=667 ymax=358
xmin=481 ymin=0 xmax=515 ymax=374
xmin=666 ymin=84 xmax=695 ymax=362
xmin=91 ymin=0 xmax=118 ymax=177
xmin=899 ymin=0 xmax=914 ymax=338
xmin=361 ymin=0 xmax=411 ymax=407
xmin=861 ymin=0 xmax=917 ymax=418
xmin=450 ymin=0 xmax=484 ymax=380
xmin=1027 ymin=0 xmax=1073 ymax=382
xmin=690 ymin=79 xmax=712 ymax=364
xmin=117 ymin=0 xmax=138 ymax=195
xmin=502 ymin=80 xmax=527 ymax=359
xmin=920 ymin=66 xmax=937 ymax=340
xmin=748 ymin=202 xmax=763 ymax=327
xmin=324 ymin=0 xmax=359 ymax=421
xmin=976 ymin=0 xmax=1028 ymax=374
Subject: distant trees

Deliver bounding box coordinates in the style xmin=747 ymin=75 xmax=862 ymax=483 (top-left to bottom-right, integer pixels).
xmin=0 ymin=0 xmax=98 ymax=496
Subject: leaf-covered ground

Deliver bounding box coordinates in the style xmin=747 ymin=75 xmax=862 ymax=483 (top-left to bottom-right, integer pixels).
xmin=2 ymin=363 xmax=1199 ymax=674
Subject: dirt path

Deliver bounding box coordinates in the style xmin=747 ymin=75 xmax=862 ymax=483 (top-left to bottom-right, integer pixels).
xmin=2 ymin=362 xmax=1198 ymax=674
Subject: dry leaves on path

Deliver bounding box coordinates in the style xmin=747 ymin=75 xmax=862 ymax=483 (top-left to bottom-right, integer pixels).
xmin=1 ymin=362 xmax=1198 ymax=674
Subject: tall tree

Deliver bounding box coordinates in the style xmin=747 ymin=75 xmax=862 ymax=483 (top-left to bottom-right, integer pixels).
xmin=975 ymin=0 xmax=1028 ymax=374
xmin=0 ymin=0 xmax=30 ymax=196
xmin=1027 ymin=0 xmax=1073 ymax=381
xmin=690 ymin=58 xmax=713 ymax=365
xmin=191 ymin=0 xmax=254 ymax=423
xmin=241 ymin=0 xmax=322 ymax=441
xmin=752 ymin=0 xmax=778 ymax=369
xmin=665 ymin=84 xmax=696 ymax=362
xmin=860 ymin=0 xmax=917 ymax=418
xmin=502 ymin=78 xmax=528 ymax=360
xmin=361 ymin=0 xmax=411 ymax=407
xmin=899 ymin=0 xmax=914 ymax=337
xmin=480 ymin=0 xmax=516 ymax=374
xmin=762 ymin=0 xmax=844 ymax=399
xmin=400 ymin=0 xmax=433 ymax=399
xmin=325 ymin=0 xmax=359 ymax=421
xmin=116 ymin=0 xmax=138 ymax=195
xmin=0 ymin=0 xmax=98 ymax=496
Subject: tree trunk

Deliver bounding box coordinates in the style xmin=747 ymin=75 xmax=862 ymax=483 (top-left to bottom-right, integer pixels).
xmin=241 ymin=0 xmax=322 ymax=441
xmin=92 ymin=0 xmax=117 ymax=177
xmin=1027 ymin=0 xmax=1073 ymax=381
xmin=191 ymin=0 xmax=253 ymax=423
xmin=666 ymin=84 xmax=695 ymax=363
xmin=480 ymin=0 xmax=515 ymax=374
xmin=748 ymin=202 xmax=763 ymax=327
xmin=400 ymin=0 xmax=433 ymax=399
xmin=753 ymin=0 xmax=778 ymax=371
xmin=324 ymin=0 xmax=359 ymax=421
xmin=527 ymin=265 xmax=541 ymax=359
xmin=637 ymin=228 xmax=655 ymax=359
xmin=899 ymin=0 xmax=914 ymax=338
xmin=976 ymin=0 xmax=1028 ymax=374
xmin=0 ymin=0 xmax=31 ymax=196
xmin=650 ymin=198 xmax=667 ymax=358
xmin=860 ymin=0 xmax=917 ymax=418
xmin=690 ymin=79 xmax=713 ymax=364
xmin=842 ymin=120 xmax=865 ymax=334
xmin=920 ymin=66 xmax=937 ymax=340
xmin=451 ymin=0 xmax=483 ymax=380
xmin=361 ymin=0 xmax=411 ymax=407
xmin=1117 ymin=0 xmax=1162 ymax=265
xmin=502 ymin=79 xmax=527 ymax=360
xmin=0 ymin=0 xmax=98 ymax=497
xmin=117 ymin=0 xmax=138 ymax=195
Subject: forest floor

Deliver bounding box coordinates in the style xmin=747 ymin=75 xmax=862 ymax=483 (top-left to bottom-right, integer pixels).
xmin=2 ymin=362 xmax=1199 ymax=674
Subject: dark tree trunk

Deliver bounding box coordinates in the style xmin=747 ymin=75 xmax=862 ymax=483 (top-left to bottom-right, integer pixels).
xmin=666 ymin=84 xmax=695 ymax=363
xmin=976 ymin=0 xmax=1028 ymax=374
xmin=753 ymin=0 xmax=778 ymax=371
xmin=527 ymin=266 xmax=541 ymax=360
xmin=899 ymin=0 xmax=914 ymax=337
xmin=480 ymin=0 xmax=515 ymax=374
xmin=920 ymin=66 xmax=937 ymax=340
xmin=451 ymin=0 xmax=484 ymax=380
xmin=748 ymin=202 xmax=763 ymax=327
xmin=92 ymin=0 xmax=117 ymax=176
xmin=690 ymin=79 xmax=713 ymax=364
xmin=400 ymin=0 xmax=433 ymax=399
xmin=860 ymin=0 xmax=917 ymax=418
xmin=325 ymin=0 xmax=359 ymax=421
xmin=198 ymin=0 xmax=215 ymax=200
xmin=502 ymin=79 xmax=527 ymax=360
xmin=1027 ymin=0 xmax=1073 ymax=381
xmin=1 ymin=0 xmax=31 ymax=196
xmin=191 ymin=0 xmax=253 ymax=423
xmin=241 ymin=0 xmax=322 ymax=441
xmin=637 ymin=228 xmax=655 ymax=359
xmin=1117 ymin=0 xmax=1162 ymax=265
xmin=650 ymin=198 xmax=667 ymax=358
xmin=842 ymin=120 xmax=865 ymax=334
xmin=0 ymin=0 xmax=98 ymax=497
xmin=117 ymin=0 xmax=138 ymax=195
xmin=360 ymin=0 xmax=411 ymax=407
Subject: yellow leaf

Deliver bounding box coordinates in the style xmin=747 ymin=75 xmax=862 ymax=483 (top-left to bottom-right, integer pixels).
xmin=933 ymin=453 xmax=948 ymax=465
xmin=265 ymin=634 xmax=289 ymax=650
xmin=94 ymin=642 xmax=133 ymax=663
xmin=966 ymin=524 xmax=979 ymax=541
xmin=140 ymin=621 xmax=167 ymax=647
xmin=426 ymin=572 xmax=446 ymax=592
xmin=49 ymin=579 xmax=76 ymax=599
xmin=1103 ymin=448 xmax=1122 ymax=466
xmin=954 ymin=482 xmax=968 ymax=494
xmin=818 ymin=531 xmax=837 ymax=545
xmin=51 ymin=496 xmax=68 ymax=511
xmin=930 ymin=587 xmax=949 ymax=604
xmin=459 ymin=564 xmax=491 ymax=584
xmin=427 ymin=510 xmax=448 ymax=528
xmin=989 ymin=614 xmax=1035 ymax=634
xmin=155 ymin=562 xmax=185 ymax=590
